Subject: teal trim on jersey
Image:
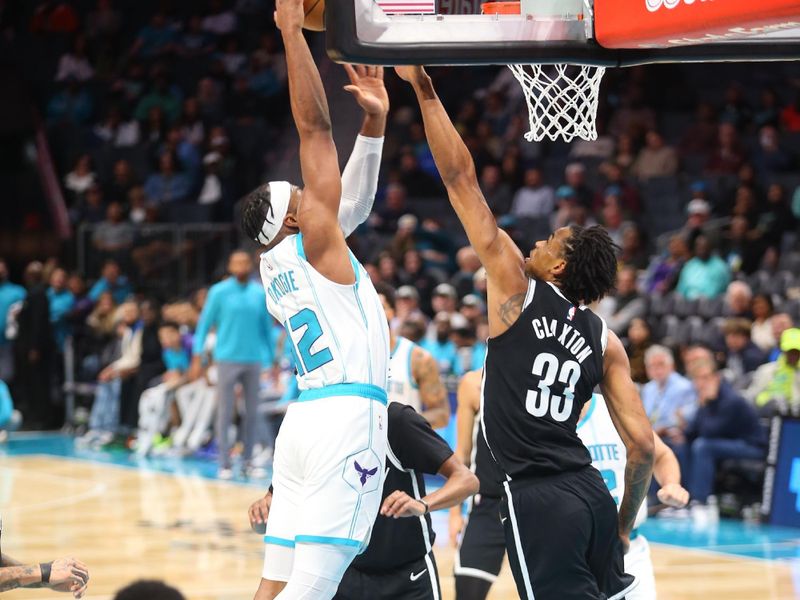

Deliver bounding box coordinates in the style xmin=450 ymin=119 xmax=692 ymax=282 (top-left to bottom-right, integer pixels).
xmin=352 ymin=288 xmax=373 ymax=384
xmin=348 ymin=251 xmax=361 ymax=287
xmin=390 ymin=338 xmax=399 ymax=358
xmin=295 ymin=232 xmax=306 ymax=261
xmin=295 ymin=535 xmax=361 ymax=548
xmin=577 ymin=394 xmax=597 ymax=430
xmin=294 ymin=233 xmax=348 ymax=382
xmin=630 ymin=528 xmax=639 ymax=541
xmin=264 ymin=536 xmax=295 ymax=548
xmin=297 ymin=383 xmax=387 ymax=405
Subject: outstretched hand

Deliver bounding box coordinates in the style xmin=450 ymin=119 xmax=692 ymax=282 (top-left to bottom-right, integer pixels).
xmin=344 ymin=64 xmax=389 ymax=116
xmin=394 ymin=65 xmax=426 ymax=83
xmin=274 ymin=0 xmax=304 ymax=32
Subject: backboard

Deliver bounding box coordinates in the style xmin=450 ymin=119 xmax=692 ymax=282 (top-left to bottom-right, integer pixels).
xmin=326 ymin=0 xmax=800 ymax=66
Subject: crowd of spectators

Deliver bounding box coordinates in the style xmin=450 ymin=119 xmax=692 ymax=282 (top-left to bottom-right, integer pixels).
xmin=0 ymin=1 xmax=799 ymax=503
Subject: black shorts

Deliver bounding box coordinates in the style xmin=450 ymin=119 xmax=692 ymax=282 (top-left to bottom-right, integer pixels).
xmin=455 ymin=495 xmax=506 ymax=583
xmin=334 ymin=551 xmax=441 ymax=600
xmin=500 ymin=466 xmax=636 ymax=600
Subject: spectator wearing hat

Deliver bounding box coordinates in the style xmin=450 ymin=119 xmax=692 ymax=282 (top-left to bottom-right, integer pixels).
xmin=720 ymin=318 xmax=768 ymax=385
xmin=681 ymin=196 xmax=714 ymax=248
xmin=422 ymin=312 xmax=461 ymax=378
xmin=680 ymin=357 xmax=766 ymax=505
xmin=744 ymin=328 xmax=800 ymax=415
xmin=676 ymin=234 xmax=731 ymax=300
xmin=450 ymin=246 xmax=481 ymax=299
xmin=551 ymin=185 xmax=577 ymax=230
xmin=430 ymin=283 xmax=458 ymax=316
xmin=395 ymin=286 xmax=426 ymax=329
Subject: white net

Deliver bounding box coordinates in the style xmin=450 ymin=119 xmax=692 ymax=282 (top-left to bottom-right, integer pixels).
xmin=508 ymin=63 xmax=606 ymax=143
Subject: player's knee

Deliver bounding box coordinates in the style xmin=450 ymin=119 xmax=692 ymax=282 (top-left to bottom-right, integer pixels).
xmin=274 ymin=574 xmax=340 ymax=599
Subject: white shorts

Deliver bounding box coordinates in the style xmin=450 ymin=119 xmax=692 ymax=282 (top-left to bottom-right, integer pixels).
xmin=625 ymin=534 xmax=656 ymax=600
xmin=263 ymin=383 xmax=388 ymax=580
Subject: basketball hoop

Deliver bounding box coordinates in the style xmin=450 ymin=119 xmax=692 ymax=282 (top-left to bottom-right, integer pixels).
xmin=508 ymin=63 xmax=605 ymax=143
xmin=483 ymin=1 xmax=605 ymax=143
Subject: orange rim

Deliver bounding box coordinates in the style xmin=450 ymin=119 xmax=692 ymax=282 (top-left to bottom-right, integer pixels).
xmin=481 ymin=1 xmax=521 ymax=14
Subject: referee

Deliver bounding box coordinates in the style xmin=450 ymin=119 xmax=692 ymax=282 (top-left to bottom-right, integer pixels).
xmin=450 ymin=369 xmax=506 ymax=600
xmin=249 ymin=402 xmax=478 ymax=599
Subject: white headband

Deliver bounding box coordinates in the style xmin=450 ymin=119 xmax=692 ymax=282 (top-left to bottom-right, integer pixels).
xmin=256 ymin=181 xmax=292 ymax=245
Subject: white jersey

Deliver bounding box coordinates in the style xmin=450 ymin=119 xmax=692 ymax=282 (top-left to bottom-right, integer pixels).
xmin=388 ymin=337 xmax=421 ymax=412
xmin=259 ymin=233 xmax=390 ymax=391
xmin=577 ymin=394 xmax=647 ymax=530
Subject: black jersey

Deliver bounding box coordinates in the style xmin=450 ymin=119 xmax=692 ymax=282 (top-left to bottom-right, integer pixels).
xmin=473 ymin=424 xmax=503 ymax=498
xmin=350 ymin=403 xmax=453 ymax=573
xmin=482 ymin=278 xmax=607 ymax=480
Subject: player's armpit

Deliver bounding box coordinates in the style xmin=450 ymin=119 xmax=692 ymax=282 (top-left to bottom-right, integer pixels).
xmin=413 ymin=348 xmax=450 ymax=429
xmin=601 ymin=332 xmax=654 ymax=538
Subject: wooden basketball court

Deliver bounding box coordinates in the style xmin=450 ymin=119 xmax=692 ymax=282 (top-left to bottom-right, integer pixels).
xmin=1 ymin=454 xmax=797 ymax=600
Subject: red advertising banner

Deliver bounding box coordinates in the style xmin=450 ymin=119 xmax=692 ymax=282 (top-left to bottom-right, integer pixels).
xmin=595 ymin=0 xmax=800 ymax=49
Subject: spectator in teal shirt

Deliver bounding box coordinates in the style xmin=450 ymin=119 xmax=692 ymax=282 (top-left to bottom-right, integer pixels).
xmin=47 ymin=268 xmax=75 ymax=352
xmin=676 ymin=235 xmax=731 ymax=300
xmin=0 ymin=259 xmax=26 ymax=381
xmin=189 ymin=250 xmax=275 ymax=478
xmin=422 ymin=312 xmax=462 ymax=377
xmin=0 ymin=379 xmax=21 ymax=440
xmin=88 ymin=260 xmax=132 ymax=304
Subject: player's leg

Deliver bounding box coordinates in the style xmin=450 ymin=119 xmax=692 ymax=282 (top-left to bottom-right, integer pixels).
xmin=275 ymin=542 xmax=359 ymax=599
xmin=624 ymin=535 xmax=657 ymax=600
xmin=455 ymin=496 xmax=506 ymax=600
xmin=261 ymin=406 xmax=302 ymax=597
xmin=579 ymin=467 xmax=638 ymax=600
xmin=214 ymin=362 xmax=238 ymax=471
xmin=501 ymin=475 xmax=609 ymax=600
xmin=240 ymin=362 xmax=261 ymax=467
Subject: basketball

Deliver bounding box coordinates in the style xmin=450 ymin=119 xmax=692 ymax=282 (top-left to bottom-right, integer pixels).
xmin=304 ymin=0 xmax=325 ymax=31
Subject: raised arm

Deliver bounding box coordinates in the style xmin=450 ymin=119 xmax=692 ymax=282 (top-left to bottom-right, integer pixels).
xmin=411 ymin=346 xmax=450 ymax=428
xmin=338 ymin=65 xmax=387 ymax=237
xmin=600 ymin=331 xmax=655 ymax=552
xmin=396 ymin=66 xmax=527 ymax=336
xmin=275 ymin=0 xmax=351 ymax=284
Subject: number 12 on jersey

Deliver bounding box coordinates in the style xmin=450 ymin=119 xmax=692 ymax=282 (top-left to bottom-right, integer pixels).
xmin=526 ymin=352 xmax=581 ymax=422
xmin=286 ymin=308 xmax=333 ymax=376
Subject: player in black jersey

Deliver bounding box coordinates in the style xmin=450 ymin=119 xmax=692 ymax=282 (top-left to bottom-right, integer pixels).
xmin=249 ymin=403 xmax=478 ymax=600
xmin=450 ymin=369 xmax=507 ymax=600
xmin=397 ymin=65 xmax=655 ymax=600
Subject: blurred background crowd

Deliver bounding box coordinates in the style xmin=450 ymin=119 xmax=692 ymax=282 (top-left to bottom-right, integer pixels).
xmin=0 ymin=0 xmax=799 ymax=510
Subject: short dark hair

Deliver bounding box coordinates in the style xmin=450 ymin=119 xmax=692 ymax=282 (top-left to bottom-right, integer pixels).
xmin=159 ymin=321 xmax=180 ymax=332
xmin=374 ymin=282 xmax=396 ymax=309
xmin=558 ymin=225 xmax=619 ymax=305
xmin=241 ymin=184 xmax=272 ymax=243
xmin=114 ymin=580 xmax=185 ymax=600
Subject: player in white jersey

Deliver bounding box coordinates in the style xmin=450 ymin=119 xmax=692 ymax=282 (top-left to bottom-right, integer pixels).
xmin=374 ymin=283 xmax=450 ymax=428
xmin=240 ymin=1 xmax=390 ymax=596
xmin=577 ymin=395 xmax=690 ymax=599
